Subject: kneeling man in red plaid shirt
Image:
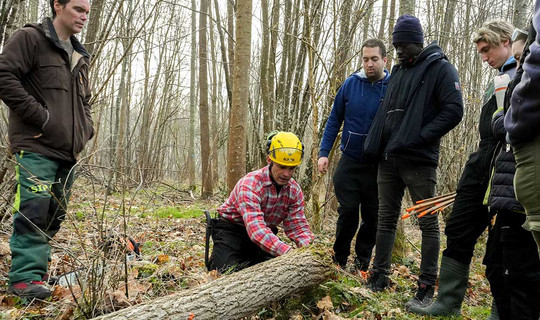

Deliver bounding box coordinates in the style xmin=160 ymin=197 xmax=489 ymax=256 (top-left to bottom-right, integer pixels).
xmin=208 ymin=131 xmax=315 ymax=273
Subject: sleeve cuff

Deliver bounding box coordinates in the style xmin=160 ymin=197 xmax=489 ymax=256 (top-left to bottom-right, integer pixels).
xmin=319 ymin=150 xmax=330 ymax=158
xmin=275 ymin=243 xmax=292 ymax=256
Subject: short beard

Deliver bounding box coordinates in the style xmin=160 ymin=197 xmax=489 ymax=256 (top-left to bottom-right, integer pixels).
xmin=367 ymin=71 xmax=384 ymax=82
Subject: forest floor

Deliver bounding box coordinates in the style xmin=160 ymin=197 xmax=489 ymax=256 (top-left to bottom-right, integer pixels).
xmin=0 ymin=178 xmax=493 ymax=319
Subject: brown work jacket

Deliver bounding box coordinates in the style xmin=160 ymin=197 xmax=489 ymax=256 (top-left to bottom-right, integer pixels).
xmin=0 ymin=18 xmax=93 ymax=162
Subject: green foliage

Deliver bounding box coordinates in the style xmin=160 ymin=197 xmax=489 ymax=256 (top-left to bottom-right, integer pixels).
xmin=140 ymin=207 xmax=204 ymax=219
xmin=74 ymin=211 xmax=85 ymax=221
xmin=136 ymin=263 xmax=158 ymax=278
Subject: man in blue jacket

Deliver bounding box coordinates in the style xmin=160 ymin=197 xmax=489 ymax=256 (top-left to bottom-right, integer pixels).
xmin=318 ymin=38 xmax=390 ymax=272
xmin=363 ymin=15 xmax=463 ymax=309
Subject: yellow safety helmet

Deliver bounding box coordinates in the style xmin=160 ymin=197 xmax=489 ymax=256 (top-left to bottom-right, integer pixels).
xmin=266 ymin=131 xmax=304 ymax=166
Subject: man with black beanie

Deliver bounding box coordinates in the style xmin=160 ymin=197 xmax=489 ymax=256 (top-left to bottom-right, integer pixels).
xmin=363 ymin=14 xmax=463 ymax=310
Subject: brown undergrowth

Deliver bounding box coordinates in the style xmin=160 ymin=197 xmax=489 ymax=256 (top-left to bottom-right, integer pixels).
xmin=0 ymin=179 xmax=492 ymax=319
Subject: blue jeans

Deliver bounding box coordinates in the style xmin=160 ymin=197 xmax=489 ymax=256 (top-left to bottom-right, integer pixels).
xmin=373 ymin=157 xmax=439 ymax=285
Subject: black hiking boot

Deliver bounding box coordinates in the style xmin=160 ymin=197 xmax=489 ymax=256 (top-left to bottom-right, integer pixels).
xmin=405 ymin=283 xmax=435 ymax=310
xmin=353 ymin=258 xmax=369 ymax=272
xmin=366 ymin=270 xmax=389 ymax=292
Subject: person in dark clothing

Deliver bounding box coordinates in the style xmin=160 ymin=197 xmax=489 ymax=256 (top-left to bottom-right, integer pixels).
xmin=505 ymin=1 xmax=540 ymax=257
xmin=0 ymin=0 xmax=93 ymax=300
xmin=363 ymin=14 xmax=463 ymax=310
xmin=483 ymin=30 xmax=540 ymax=320
xmin=409 ymin=20 xmax=518 ymax=317
xmin=318 ymin=39 xmax=390 ymax=272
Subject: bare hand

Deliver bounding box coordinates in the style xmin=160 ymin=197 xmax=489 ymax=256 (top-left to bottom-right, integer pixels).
xmin=318 ymin=157 xmax=329 ymax=174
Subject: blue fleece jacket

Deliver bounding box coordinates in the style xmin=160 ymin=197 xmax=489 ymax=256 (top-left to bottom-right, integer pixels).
xmin=319 ymin=69 xmax=390 ymax=161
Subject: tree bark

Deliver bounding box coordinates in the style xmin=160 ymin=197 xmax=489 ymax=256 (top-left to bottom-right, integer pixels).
xmin=199 ymin=0 xmax=213 ymax=198
xmin=260 ymin=0 xmax=271 ymax=135
xmin=189 ymin=0 xmax=197 ymax=190
xmin=386 ymin=0 xmax=396 ymax=70
xmin=84 ymin=0 xmax=105 ymax=54
xmin=512 ymin=0 xmax=530 ymax=29
xmin=93 ymin=248 xmax=333 ymax=320
xmin=226 ymin=0 xmax=252 ymax=192
xmin=399 ymin=0 xmax=415 ymax=15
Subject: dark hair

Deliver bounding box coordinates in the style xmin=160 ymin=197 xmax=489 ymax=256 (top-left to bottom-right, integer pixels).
xmin=361 ymin=39 xmax=387 ymax=58
xmin=50 ymin=0 xmax=71 ymax=18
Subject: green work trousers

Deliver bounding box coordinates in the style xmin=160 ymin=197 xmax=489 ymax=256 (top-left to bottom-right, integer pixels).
xmin=9 ymin=151 xmax=75 ymax=284
xmin=514 ymin=135 xmax=540 ymax=255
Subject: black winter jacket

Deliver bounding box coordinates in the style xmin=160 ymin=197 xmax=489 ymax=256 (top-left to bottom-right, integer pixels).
xmin=457 ymin=59 xmax=517 ymax=193
xmin=364 ymin=42 xmax=463 ymax=166
xmin=488 ymin=73 xmax=524 ymax=212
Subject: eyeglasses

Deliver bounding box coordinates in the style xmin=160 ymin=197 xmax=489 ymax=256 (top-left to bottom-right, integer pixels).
xmin=512 ymin=28 xmax=529 ymax=42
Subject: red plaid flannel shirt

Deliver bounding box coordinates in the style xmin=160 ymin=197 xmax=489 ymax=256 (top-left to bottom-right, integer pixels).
xmin=218 ymin=166 xmax=314 ymax=256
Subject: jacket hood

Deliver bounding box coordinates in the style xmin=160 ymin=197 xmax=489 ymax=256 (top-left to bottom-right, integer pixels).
xmin=25 ymin=18 xmax=90 ymax=58
xmin=413 ymin=41 xmax=445 ymax=66
xmin=352 ymin=69 xmax=391 ymax=84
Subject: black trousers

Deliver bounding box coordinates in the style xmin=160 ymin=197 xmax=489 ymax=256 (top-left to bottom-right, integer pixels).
xmin=208 ymin=218 xmax=274 ymax=273
xmin=485 ymin=210 xmax=540 ymax=320
xmin=332 ymin=156 xmax=378 ymax=269
xmin=443 ymin=148 xmax=493 ymax=265
xmin=373 ymin=157 xmax=439 ymax=285
xmin=443 ymin=185 xmax=490 ymax=265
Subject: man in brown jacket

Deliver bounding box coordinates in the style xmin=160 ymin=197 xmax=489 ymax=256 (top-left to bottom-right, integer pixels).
xmin=0 ymin=0 xmax=92 ymax=300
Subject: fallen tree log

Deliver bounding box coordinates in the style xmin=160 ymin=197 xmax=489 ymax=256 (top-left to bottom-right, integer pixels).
xmin=94 ymin=246 xmax=334 ymax=320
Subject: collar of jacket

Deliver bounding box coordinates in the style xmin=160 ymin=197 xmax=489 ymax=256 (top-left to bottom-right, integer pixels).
xmin=26 ymin=17 xmax=91 ymax=59
xmin=499 ymin=56 xmax=517 ymax=73
xmin=354 ymin=68 xmax=391 ymax=85
xmin=412 ymin=41 xmax=446 ymax=66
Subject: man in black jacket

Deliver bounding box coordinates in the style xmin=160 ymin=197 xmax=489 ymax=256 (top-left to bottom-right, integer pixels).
xmin=364 ymin=15 xmax=463 ymax=310
xmin=409 ymin=20 xmax=519 ymax=317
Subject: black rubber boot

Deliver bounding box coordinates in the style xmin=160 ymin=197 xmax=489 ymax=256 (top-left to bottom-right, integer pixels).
xmin=408 ymin=256 xmax=469 ymax=316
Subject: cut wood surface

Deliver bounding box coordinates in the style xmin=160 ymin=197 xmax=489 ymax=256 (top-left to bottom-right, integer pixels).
xmin=93 ymin=246 xmax=334 ymax=320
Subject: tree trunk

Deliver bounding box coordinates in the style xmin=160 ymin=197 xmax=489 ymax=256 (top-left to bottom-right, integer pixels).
xmin=199 ymin=0 xmax=213 ymax=198
xmin=260 ymin=0 xmax=271 ymax=135
xmin=512 ymin=0 xmax=529 ymax=29
xmin=84 ymin=0 xmax=105 ymax=54
xmin=378 ymin=0 xmax=388 ymax=39
xmin=399 ymin=0 xmax=415 ymax=15
xmin=439 ymin=0 xmax=457 ymax=51
xmin=228 ymin=0 xmax=235 ymax=80
xmin=226 ymin=0 xmax=252 ymax=192
xmin=93 ymin=248 xmax=333 ymax=320
xmin=212 ymin=0 xmax=232 ymax=107
xmin=209 ymin=12 xmax=220 ymax=186
xmin=189 ymin=0 xmax=197 ymax=190
xmin=386 ymin=0 xmax=396 ymax=70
